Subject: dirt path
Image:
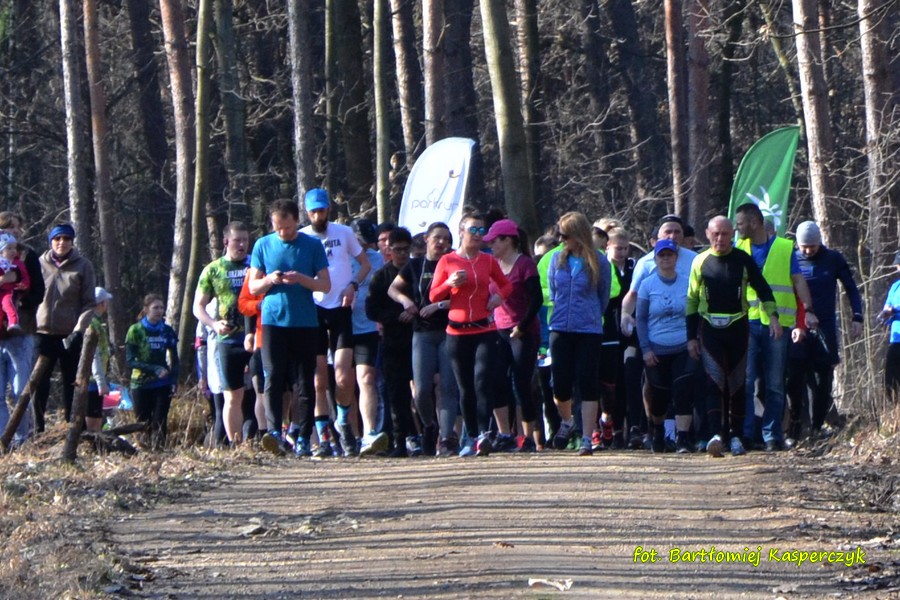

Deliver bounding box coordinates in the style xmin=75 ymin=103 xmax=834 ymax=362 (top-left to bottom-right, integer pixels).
xmin=110 ymin=451 xmax=894 ymax=599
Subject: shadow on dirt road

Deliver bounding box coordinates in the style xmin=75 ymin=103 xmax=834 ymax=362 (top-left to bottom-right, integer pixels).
xmin=111 ymin=452 xmax=892 ymax=598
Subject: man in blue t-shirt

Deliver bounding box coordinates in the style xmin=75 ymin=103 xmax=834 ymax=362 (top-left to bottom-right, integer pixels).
xmin=248 ymin=200 xmax=330 ymax=455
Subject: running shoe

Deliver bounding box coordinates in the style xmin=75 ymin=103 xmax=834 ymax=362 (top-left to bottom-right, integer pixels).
xmin=475 ymin=433 xmax=493 ymax=457
xmin=578 ymin=436 xmax=593 ymax=456
xmin=611 ymin=431 xmax=625 ymax=450
xmin=600 ymin=417 xmax=614 ymax=449
xmin=458 ymin=438 xmax=477 ymax=457
xmin=590 ymin=429 xmax=604 ymax=451
xmin=651 ymin=426 xmax=666 ymax=454
xmin=706 ymin=435 xmax=724 ymax=458
xmin=730 ymin=436 xmax=747 ymax=456
xmin=406 ymin=435 xmax=423 ymax=457
xmin=261 ymin=431 xmax=286 ymax=456
xmin=340 ymin=431 xmax=359 ymax=457
xmin=294 ymin=437 xmax=312 ymax=457
xmin=765 ymin=439 xmax=783 ymax=453
xmin=493 ymin=433 xmax=518 ymax=453
xmin=627 ymin=427 xmax=644 ymax=450
xmin=312 ymin=441 xmax=333 ymax=459
xmin=360 ymin=432 xmax=389 ymax=456
xmin=389 ymin=444 xmax=408 ymax=458
xmin=438 ymin=436 xmax=459 ymax=457
xmin=553 ymin=418 xmax=575 ymax=450
xmin=520 ymin=438 xmax=538 ymax=453
xmin=675 ymin=433 xmax=693 ymax=454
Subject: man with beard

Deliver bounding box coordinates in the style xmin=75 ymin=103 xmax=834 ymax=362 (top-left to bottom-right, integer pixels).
xmin=301 ymin=189 xmax=371 ymax=457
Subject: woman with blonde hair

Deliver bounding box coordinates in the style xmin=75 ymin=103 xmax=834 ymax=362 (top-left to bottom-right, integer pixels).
xmin=548 ymin=212 xmax=611 ymax=455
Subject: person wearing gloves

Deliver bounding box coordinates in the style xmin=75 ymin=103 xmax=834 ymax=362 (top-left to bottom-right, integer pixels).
xmin=33 ymin=223 xmax=97 ymax=432
xmin=786 ymin=221 xmax=864 ymax=442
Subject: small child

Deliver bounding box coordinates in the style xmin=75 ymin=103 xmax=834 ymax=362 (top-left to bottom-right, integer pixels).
xmin=0 ymin=231 xmax=30 ymax=333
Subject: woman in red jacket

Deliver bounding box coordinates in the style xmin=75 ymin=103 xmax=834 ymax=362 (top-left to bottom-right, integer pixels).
xmin=430 ymin=212 xmax=512 ymax=457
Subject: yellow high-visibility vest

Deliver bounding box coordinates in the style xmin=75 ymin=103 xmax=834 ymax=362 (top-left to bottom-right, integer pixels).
xmin=736 ymin=236 xmax=796 ymax=327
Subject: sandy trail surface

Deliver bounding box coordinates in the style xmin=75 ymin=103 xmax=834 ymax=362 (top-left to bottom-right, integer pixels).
xmin=111 ymin=451 xmax=894 ymax=598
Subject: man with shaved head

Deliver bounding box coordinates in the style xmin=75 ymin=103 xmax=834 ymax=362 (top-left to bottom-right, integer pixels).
xmin=685 ymin=216 xmax=778 ymax=458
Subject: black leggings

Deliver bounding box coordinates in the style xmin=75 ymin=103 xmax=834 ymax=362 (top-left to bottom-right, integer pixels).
xmin=33 ymin=334 xmax=82 ymax=432
xmin=645 ymin=350 xmax=698 ymax=419
xmin=447 ymin=331 xmax=498 ymax=436
xmin=698 ymin=318 xmax=748 ymax=439
xmin=496 ymin=329 xmax=539 ymax=422
xmin=885 ymin=343 xmax=900 ymax=403
xmin=382 ymin=343 xmax=415 ymax=441
xmin=549 ymin=331 xmax=603 ymax=403
xmin=132 ymin=386 xmax=173 ymax=449
xmin=261 ymin=325 xmax=317 ymax=437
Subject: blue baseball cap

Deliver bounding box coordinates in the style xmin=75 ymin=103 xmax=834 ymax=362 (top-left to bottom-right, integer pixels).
xmin=304 ymin=188 xmax=330 ymax=212
xmin=654 ymin=239 xmax=678 ymax=255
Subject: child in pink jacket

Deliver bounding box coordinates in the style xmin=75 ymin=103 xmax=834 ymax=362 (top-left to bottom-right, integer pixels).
xmin=0 ymin=232 xmax=30 ymax=332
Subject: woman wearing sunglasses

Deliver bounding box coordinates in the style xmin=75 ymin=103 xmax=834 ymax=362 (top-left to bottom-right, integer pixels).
xmin=547 ymin=211 xmax=612 ymax=455
xmin=430 ymin=212 xmax=511 ymax=457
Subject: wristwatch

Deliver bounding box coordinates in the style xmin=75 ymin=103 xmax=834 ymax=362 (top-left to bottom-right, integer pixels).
xmin=350 ymin=280 xmax=360 ymax=291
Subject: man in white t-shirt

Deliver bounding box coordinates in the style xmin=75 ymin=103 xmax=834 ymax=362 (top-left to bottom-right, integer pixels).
xmin=301 ymin=188 xmax=371 ymax=457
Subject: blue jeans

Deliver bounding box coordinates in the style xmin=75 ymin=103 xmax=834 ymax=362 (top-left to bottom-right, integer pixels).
xmin=744 ymin=320 xmax=789 ymax=443
xmin=412 ymin=330 xmax=459 ymax=438
xmin=0 ymin=335 xmax=35 ymax=444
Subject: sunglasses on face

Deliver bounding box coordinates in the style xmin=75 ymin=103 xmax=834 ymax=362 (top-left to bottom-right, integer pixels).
xmin=390 ymin=245 xmax=411 ymax=253
xmin=467 ymin=226 xmax=487 ymax=236
xmin=53 ymin=236 xmax=73 ymax=242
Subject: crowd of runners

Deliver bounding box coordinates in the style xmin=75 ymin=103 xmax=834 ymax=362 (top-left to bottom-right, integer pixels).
xmin=1 ymin=197 xmax=899 ymax=457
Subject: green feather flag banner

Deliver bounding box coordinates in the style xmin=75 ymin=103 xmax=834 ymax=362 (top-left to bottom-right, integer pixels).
xmin=728 ymin=125 xmax=801 ymax=236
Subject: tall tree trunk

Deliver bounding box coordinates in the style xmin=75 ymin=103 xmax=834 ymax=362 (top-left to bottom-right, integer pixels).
xmin=391 ymin=0 xmax=424 ymax=173
xmin=5 ymin=1 xmax=41 ymax=214
xmin=286 ymin=0 xmax=317 ymax=196
xmin=664 ymin=0 xmax=689 ymax=216
xmin=760 ymin=2 xmax=805 ymax=125
xmin=126 ymin=0 xmax=168 ymax=186
xmin=514 ymin=0 xmax=543 ymax=209
xmin=423 ymin=0 xmax=447 ymax=145
xmin=213 ymin=0 xmax=250 ymax=223
xmin=334 ymin=0 xmax=373 ymax=214
xmin=159 ymin=0 xmax=196 ymax=338
xmin=685 ymin=0 xmax=711 ymax=226
xmin=126 ymin=0 xmax=173 ymax=299
xmin=716 ymin=0 xmax=746 ymax=204
xmin=578 ymin=0 xmax=611 ymax=153
xmin=605 ymin=0 xmax=668 ymax=200
xmin=479 ymin=0 xmax=538 ymax=235
xmin=83 ymin=0 xmax=126 ymax=372
xmin=792 ymin=0 xmax=839 ymax=246
xmin=59 ymin=0 xmax=93 ymax=261
xmin=373 ymin=0 xmax=391 ymax=222
xmin=443 ymin=0 xmax=483 ymax=200
xmin=177 ymin=0 xmax=214 ymax=371
xmin=858 ymin=0 xmax=899 ymax=306
xmin=324 ymin=0 xmax=338 ymax=195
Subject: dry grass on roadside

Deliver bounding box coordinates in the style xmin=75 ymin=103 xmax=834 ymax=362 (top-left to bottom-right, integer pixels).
xmin=0 ymin=393 xmax=265 ymax=599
